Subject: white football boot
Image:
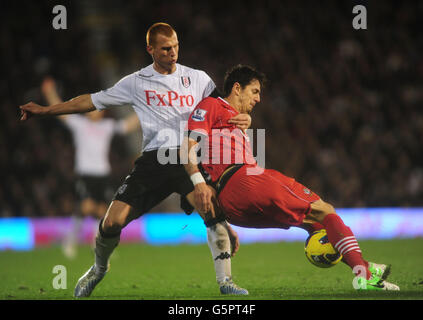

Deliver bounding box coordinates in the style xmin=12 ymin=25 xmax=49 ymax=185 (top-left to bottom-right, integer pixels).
xmin=219 ymin=277 xmax=249 ymax=295
xmin=74 ymin=265 xmax=106 ymax=297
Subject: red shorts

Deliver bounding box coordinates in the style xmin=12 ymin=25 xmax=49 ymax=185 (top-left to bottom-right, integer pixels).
xmin=218 ymin=165 xmax=320 ymax=229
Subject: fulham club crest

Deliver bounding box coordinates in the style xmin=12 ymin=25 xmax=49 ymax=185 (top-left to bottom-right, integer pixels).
xmin=181 ymin=76 xmax=191 ymax=88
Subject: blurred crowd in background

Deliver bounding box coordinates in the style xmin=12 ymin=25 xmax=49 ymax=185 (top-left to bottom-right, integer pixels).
xmin=2 ymin=0 xmax=422 ymax=217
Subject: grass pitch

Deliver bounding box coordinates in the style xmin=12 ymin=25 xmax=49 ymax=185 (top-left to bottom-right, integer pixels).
xmin=1 ymin=239 xmax=422 ymax=300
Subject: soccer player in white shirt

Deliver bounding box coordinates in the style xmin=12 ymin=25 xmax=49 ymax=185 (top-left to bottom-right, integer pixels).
xmin=20 ymin=23 xmax=250 ymax=297
xmin=41 ymin=77 xmax=140 ymax=259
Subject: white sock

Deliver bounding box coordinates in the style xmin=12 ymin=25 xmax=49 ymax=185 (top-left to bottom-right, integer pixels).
xmin=207 ymin=222 xmax=232 ymax=284
xmin=94 ymin=225 xmax=120 ymax=273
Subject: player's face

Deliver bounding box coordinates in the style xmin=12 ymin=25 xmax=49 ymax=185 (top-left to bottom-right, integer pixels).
xmin=148 ymin=32 xmax=179 ymax=74
xmin=239 ymin=79 xmax=261 ymax=113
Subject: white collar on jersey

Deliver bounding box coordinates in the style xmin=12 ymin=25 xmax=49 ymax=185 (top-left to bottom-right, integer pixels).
xmin=218 ymin=97 xmax=230 ymax=105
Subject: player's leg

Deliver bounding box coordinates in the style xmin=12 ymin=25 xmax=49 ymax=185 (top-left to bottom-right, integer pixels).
xmin=74 ymin=199 xmax=137 ymax=297
xmin=92 ymin=153 xmax=175 ymax=268
xmin=184 ymin=191 xmax=248 ymax=295
xmin=91 ymin=177 xmax=115 ymax=246
xmin=62 ymin=178 xmax=92 ymax=259
xmin=80 ymin=176 xmax=109 ymax=248
xmin=176 ymin=161 xmax=247 ymax=295
xmin=94 ymin=200 xmax=137 ymax=270
xmin=299 ymin=217 xmax=391 ymax=280
xmin=61 ymin=201 xmax=85 ymax=259
xmin=307 ymin=200 xmax=371 ymax=278
xmin=229 ymin=168 xmax=397 ymax=290
xmin=307 ymin=199 xmax=399 ymax=290
xmin=64 ymin=174 xmax=110 ymax=259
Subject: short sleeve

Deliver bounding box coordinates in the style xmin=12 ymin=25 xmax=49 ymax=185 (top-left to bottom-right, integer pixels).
xmin=198 ymin=71 xmax=216 ymax=99
xmin=91 ymin=73 xmax=135 ymax=110
xmin=187 ymin=97 xmax=217 ymax=137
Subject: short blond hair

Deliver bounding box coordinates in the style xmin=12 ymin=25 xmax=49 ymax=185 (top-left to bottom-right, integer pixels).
xmin=146 ymin=22 xmax=176 ymax=46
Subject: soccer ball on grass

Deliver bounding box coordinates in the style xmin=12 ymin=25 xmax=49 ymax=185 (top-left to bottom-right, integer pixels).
xmin=305 ymin=229 xmax=342 ymax=268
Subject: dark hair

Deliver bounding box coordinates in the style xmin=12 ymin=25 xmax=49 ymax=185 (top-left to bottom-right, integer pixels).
xmin=146 ymin=22 xmax=176 ymax=46
xmin=223 ymin=64 xmax=266 ymax=97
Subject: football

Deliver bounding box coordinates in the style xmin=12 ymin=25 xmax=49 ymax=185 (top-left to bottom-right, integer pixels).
xmin=305 ymin=229 xmax=342 ymax=268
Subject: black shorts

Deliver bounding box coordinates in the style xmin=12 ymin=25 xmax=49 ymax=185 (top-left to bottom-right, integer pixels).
xmin=75 ymin=175 xmax=114 ymax=203
xmin=112 ymin=150 xmax=195 ymax=216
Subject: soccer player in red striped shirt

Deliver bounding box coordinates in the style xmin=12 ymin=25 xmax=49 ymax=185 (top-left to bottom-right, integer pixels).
xmin=182 ymin=64 xmax=399 ymax=291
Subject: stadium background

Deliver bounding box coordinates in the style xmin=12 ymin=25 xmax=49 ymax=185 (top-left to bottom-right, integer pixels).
xmin=1 ymin=0 xmax=423 ymax=249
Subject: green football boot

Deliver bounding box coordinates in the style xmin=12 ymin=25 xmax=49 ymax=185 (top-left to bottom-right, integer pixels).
xmin=368 ymin=262 xmax=391 ymax=280
xmin=355 ymin=275 xmax=400 ymax=291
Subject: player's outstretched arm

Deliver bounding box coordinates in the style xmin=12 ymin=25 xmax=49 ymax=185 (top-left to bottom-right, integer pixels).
xmin=19 ymin=94 xmax=95 ymax=121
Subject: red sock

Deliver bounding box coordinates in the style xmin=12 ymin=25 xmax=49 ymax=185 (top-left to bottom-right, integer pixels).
xmin=322 ymin=214 xmax=371 ymax=279
xmin=310 ymin=222 xmax=324 ymax=233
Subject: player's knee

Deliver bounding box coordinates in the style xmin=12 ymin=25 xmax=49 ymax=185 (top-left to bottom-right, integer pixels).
xmin=102 ymin=215 xmax=125 ymax=234
xmin=101 ymin=201 xmax=135 ymax=234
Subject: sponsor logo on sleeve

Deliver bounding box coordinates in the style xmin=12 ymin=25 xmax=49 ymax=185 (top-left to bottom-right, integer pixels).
xmin=191 ymin=109 xmax=207 ymax=121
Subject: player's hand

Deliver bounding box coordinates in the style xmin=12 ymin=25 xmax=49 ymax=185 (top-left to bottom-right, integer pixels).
xmin=19 ymin=102 xmax=47 ymax=121
xmin=228 ymin=113 xmax=251 ymax=131
xmin=193 ymin=183 xmax=213 ymax=214
xmin=226 ymin=223 xmax=240 ymax=257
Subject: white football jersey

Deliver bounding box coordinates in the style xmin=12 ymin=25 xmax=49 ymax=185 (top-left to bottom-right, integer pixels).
xmin=91 ymin=63 xmax=216 ymax=152
xmin=64 ymin=114 xmax=125 ymax=176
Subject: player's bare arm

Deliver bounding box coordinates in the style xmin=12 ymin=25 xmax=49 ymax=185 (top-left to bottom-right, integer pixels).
xmin=181 ymin=135 xmax=214 ymax=214
xmin=19 ymin=94 xmax=95 ymax=121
